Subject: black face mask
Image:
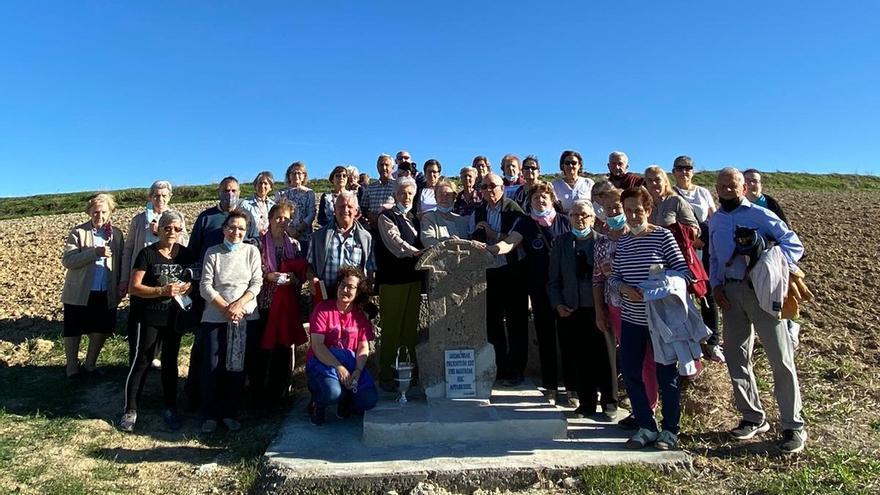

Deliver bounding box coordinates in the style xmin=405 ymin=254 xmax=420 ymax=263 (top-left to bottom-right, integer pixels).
xmin=719 ymin=196 xmax=743 ymax=212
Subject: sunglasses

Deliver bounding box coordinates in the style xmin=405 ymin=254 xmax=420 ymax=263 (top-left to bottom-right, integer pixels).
xmin=674 ymin=167 xmax=694 ymax=172
xmin=564 ymin=160 xmax=579 ymax=166
xmin=163 ymin=226 xmax=183 ymax=233
xmin=480 ymin=183 xmax=501 ymax=190
xmin=523 ymin=166 xmax=538 ymax=171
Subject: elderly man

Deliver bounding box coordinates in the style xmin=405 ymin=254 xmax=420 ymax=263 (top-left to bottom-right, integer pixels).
xmin=501 ymin=153 xmax=525 ymax=196
xmin=709 ymin=167 xmax=806 ymax=453
xmin=455 ymin=166 xmax=482 ymax=216
xmin=470 ymin=173 xmax=529 ymax=386
xmin=396 ymin=150 xmax=425 ymax=187
xmin=190 ymin=176 xmax=255 ymax=262
xmin=308 ymin=191 xmax=376 ymax=292
xmin=606 ymin=151 xmax=644 ymax=190
xmin=472 ymin=155 xmax=491 ymax=186
xmin=362 ymin=154 xmax=397 ymax=231
xmin=743 ymin=169 xmax=789 ymax=226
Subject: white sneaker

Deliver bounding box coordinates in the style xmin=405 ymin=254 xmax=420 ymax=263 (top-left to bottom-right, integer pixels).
xmin=151 ymin=358 xmax=162 ymax=369
xmin=625 ymin=428 xmax=658 ymax=449
xmin=708 ymin=345 xmax=726 ymax=363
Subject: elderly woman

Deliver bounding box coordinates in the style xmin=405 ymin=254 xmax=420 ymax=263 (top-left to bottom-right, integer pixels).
xmin=240 ymin=171 xmax=277 ymax=238
xmin=306 ymin=265 xmax=378 ymax=425
xmin=275 ymin=161 xmax=317 ymax=256
xmin=121 ymin=180 xmax=189 ymax=363
xmin=610 ymin=188 xmax=691 ymax=450
xmin=592 ymin=185 xmax=656 ymax=429
xmin=375 ymin=177 xmax=424 ymax=388
xmin=552 ymin=150 xmax=595 ymax=213
xmin=251 ymin=200 xmax=309 ymax=410
xmin=547 ymin=200 xmax=616 ymax=418
xmin=670 ymin=156 xmax=723 ymax=362
xmin=317 ymin=166 xmax=350 ymax=227
xmin=198 ymin=210 xmax=263 ymax=433
xmin=62 ymin=193 xmax=125 ymax=378
xmin=510 ymin=155 xmax=542 ymax=212
xmin=419 ymin=180 xmax=469 ymax=247
xmin=415 ymin=159 xmax=442 ymax=215
xmin=119 ymin=210 xmax=194 ymax=432
xmin=497 ymin=182 xmax=573 ymax=404
xmin=454 ymin=166 xmax=481 ymax=216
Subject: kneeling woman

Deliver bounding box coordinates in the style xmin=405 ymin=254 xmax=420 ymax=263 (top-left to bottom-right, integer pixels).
xmin=199 ymin=210 xmax=263 ymax=433
xmin=306 ymin=265 xmax=378 ymax=425
xmin=120 ymin=210 xmax=194 ymax=432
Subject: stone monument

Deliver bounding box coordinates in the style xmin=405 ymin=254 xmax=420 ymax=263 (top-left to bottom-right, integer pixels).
xmin=414 ymin=239 xmax=497 ymax=400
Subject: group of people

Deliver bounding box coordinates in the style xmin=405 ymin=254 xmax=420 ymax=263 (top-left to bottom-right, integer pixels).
xmin=60 ymin=149 xmax=807 ymax=453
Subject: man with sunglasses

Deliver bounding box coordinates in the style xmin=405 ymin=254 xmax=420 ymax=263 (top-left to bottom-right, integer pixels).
xmin=606 ymin=151 xmax=644 ymax=190
xmin=469 ymin=173 xmax=529 ymax=386
xmin=396 ymin=150 xmax=425 ymax=187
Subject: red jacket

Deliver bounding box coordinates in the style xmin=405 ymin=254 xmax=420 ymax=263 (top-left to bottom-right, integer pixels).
xmin=261 ymin=258 xmax=310 ymax=349
xmin=667 ymin=223 xmax=709 ymax=298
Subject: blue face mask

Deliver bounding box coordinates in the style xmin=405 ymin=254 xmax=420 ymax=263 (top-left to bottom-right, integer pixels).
xmin=606 ymin=213 xmax=627 ymax=231
xmin=531 ymin=207 xmax=553 ymax=218
xmin=572 ymin=226 xmax=592 ymax=238
xmin=436 ymin=205 xmax=454 ymax=213
xmin=504 ymin=174 xmax=518 ymax=182
xmin=223 ymin=239 xmax=241 ymax=252
xmin=396 ymin=202 xmax=412 ymax=214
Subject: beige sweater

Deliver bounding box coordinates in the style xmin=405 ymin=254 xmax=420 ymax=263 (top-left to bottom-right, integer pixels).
xmin=61 ymin=221 xmax=124 ymax=307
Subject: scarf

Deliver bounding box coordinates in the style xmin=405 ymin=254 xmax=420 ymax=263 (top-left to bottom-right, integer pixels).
xmin=261 ymin=231 xmax=298 ymax=273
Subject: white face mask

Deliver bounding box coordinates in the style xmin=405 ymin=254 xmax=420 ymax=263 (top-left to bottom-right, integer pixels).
xmin=592 ymin=201 xmax=606 ymax=221
xmin=629 ymin=222 xmax=648 ymax=235
xmin=396 ymin=202 xmax=412 ymax=214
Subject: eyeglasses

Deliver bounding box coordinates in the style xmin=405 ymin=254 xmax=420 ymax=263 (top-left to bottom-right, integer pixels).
xmin=564 ymin=160 xmax=579 ymax=166
xmin=523 ymin=166 xmax=538 ymax=171
xmin=225 ymin=225 xmax=247 ymax=232
xmin=162 ymin=226 xmax=183 ymax=233
xmin=480 ymin=183 xmax=501 ymax=190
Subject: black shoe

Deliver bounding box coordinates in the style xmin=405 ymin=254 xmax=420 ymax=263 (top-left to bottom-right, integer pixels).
xmin=555 ymin=391 xmax=573 ymax=408
xmin=618 ymin=413 xmax=639 ymax=430
xmin=309 ymin=402 xmax=325 ymax=426
xmin=571 ymin=406 xmax=591 ymax=418
xmin=336 ymin=394 xmax=353 ymax=419
xmin=501 ymin=374 xmax=525 ymax=387
xmin=779 ymin=429 xmax=807 ymax=453
xmin=730 ymin=419 xmax=770 ymax=441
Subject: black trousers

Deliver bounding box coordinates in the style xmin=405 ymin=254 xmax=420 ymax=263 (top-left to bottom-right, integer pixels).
xmin=557 ymin=306 xmax=617 ymax=412
xmin=245 ymin=310 xmax=294 ymax=409
xmin=700 ymin=245 xmax=721 ymax=346
xmin=486 ymin=264 xmax=529 ymax=379
xmin=124 ymin=323 xmax=182 ymax=412
xmin=530 ymin=283 xmax=573 ymax=391
xmin=199 ymin=322 xmax=246 ymax=420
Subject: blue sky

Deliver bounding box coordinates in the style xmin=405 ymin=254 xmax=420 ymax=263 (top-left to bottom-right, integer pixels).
xmin=1 ymin=1 xmax=878 ymax=197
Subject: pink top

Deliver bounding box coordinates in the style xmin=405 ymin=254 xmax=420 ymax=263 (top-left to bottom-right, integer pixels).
xmin=306 ymin=299 xmax=374 ymax=361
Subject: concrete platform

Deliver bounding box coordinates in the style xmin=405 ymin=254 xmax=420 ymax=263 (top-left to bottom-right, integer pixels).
xmin=362 ymin=386 xmax=568 ymax=446
xmin=262 ymin=382 xmax=691 ymax=494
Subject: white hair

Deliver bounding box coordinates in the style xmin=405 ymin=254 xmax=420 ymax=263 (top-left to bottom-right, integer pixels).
xmin=570 ymin=199 xmax=595 ymax=217
xmin=609 ymin=151 xmax=629 ymax=164
xmin=459 ymin=166 xmax=476 ymax=175
xmin=158 ymin=209 xmax=186 ymax=230
xmin=718 ymin=166 xmax=744 ymax=184
xmin=149 ymin=180 xmax=173 ymax=197
xmin=393 ymin=176 xmax=417 ymax=194
xmin=336 ymin=190 xmax=360 ymax=210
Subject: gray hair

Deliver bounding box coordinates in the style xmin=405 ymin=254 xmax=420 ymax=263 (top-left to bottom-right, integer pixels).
xmin=591 ymin=180 xmax=618 ymax=198
xmin=609 ymin=151 xmax=629 ymax=164
xmin=718 ymin=166 xmax=744 ymax=184
xmin=459 ymin=166 xmax=476 ymax=176
xmin=253 ymin=171 xmax=275 ymax=188
xmin=570 ymin=199 xmax=595 ymax=217
xmin=158 ymin=209 xmax=186 ymax=230
xmin=393 ymin=176 xmax=417 ymax=194
xmin=149 ymin=180 xmax=173 ymax=197
xmin=86 ymin=193 xmax=117 ymax=214
xmin=335 ymin=190 xmax=360 ymax=210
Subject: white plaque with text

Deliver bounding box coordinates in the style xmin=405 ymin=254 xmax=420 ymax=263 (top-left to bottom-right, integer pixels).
xmin=445 ymin=348 xmax=476 ymax=398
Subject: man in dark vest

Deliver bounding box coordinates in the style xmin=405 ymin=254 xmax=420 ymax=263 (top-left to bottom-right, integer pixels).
xmin=470 ymin=173 xmax=529 ymax=386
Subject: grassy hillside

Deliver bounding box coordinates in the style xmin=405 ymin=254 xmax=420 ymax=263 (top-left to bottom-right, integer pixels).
xmin=1 ymin=172 xmax=878 ymax=220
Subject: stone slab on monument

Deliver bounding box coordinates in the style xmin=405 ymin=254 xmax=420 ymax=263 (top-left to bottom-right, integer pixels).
xmin=414 ymin=239 xmax=497 ymax=400
xmin=362 ymin=381 xmax=567 ymax=447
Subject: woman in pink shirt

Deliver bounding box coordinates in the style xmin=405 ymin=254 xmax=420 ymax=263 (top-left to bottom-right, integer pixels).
xmin=306 ymin=265 xmax=378 ymax=425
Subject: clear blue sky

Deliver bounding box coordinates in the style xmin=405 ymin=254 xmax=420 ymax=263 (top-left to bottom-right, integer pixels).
xmin=1 ymin=1 xmax=878 ymax=197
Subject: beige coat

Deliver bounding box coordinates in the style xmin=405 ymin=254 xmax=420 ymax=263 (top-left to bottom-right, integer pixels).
xmin=61 ymin=221 xmax=124 ymax=308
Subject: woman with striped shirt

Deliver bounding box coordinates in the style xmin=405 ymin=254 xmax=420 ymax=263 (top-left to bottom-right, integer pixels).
xmin=610 ymin=188 xmax=691 ymax=450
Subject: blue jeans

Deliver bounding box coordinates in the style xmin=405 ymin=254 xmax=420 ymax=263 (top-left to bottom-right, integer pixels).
xmin=620 ymin=320 xmax=680 ymax=434
xmin=307 ymin=372 xmax=378 ymax=412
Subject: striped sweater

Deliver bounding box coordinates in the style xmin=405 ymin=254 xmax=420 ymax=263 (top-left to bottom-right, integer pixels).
xmin=610 ymin=228 xmax=689 ymax=325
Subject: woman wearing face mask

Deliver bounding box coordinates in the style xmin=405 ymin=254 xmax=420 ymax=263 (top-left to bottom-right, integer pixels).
xmin=552 ymin=150 xmax=594 ymax=214
xmin=610 ymin=188 xmax=691 ymax=450
xmin=62 ymin=193 xmax=125 ymax=378
xmin=121 ymin=180 xmax=189 ymax=365
xmin=592 ymin=185 xmax=657 ymax=429
xmin=420 ymin=180 xmax=469 ymax=248
xmin=494 ymin=182 xmax=574 ymax=404
xmin=198 ymin=210 xmax=263 ymax=433
xmin=374 ymin=177 xmax=425 ymax=389
xmin=547 ymin=200 xmax=616 ymax=418
xmin=317 ymin=166 xmax=351 ymax=227
xmin=275 ymin=161 xmax=317 ymax=256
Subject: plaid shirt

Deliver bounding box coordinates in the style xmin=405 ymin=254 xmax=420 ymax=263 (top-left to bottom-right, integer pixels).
xmin=309 ymin=228 xmax=376 ymax=290
xmin=362 ymin=179 xmax=395 ymax=218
